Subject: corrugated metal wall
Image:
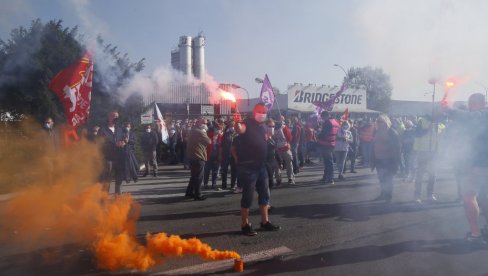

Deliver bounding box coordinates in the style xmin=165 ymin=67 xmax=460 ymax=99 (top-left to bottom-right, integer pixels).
xmin=145 ymin=83 xmax=232 ymax=116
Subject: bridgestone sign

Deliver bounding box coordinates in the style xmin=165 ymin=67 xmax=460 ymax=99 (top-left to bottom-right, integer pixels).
xmin=286 ymin=83 xmax=368 ymax=113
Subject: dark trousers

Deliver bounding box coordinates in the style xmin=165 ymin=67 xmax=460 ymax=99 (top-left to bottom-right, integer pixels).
xmin=376 ymin=159 xmax=395 ymax=199
xmin=182 ymin=142 xmax=189 ymax=168
xmin=320 ymin=146 xmax=334 ymax=181
xmin=169 ymin=141 xmax=177 ymax=164
xmin=221 ymin=155 xmax=236 ymax=189
xmin=298 ymin=143 xmax=305 ymax=167
xmin=186 ymin=160 xmax=205 ymax=197
xmin=204 ymin=155 xmax=220 ymax=187
xmin=348 ymin=149 xmax=357 ymax=171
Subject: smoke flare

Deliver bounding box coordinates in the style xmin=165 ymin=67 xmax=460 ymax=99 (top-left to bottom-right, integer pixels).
xmin=0 ymin=120 xmax=239 ymax=272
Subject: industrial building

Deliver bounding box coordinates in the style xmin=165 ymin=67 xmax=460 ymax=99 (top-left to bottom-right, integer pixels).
xmin=171 ymin=33 xmax=205 ymax=80
xmin=144 ymin=33 xmax=233 ymax=121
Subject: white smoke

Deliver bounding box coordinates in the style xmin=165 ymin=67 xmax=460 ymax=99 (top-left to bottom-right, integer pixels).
xmin=355 ymin=0 xmax=488 ymax=101
xmin=66 ymin=0 xmax=225 ymax=106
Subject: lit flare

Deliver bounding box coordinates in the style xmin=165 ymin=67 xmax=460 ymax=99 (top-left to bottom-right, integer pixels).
xmin=220 ymin=90 xmax=237 ymax=102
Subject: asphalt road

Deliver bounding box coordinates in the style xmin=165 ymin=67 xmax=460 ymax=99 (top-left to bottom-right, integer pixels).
xmin=1 ymin=160 xmax=488 ymax=276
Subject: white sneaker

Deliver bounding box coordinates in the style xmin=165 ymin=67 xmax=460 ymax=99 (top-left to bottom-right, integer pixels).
xmin=233 ymin=187 xmax=243 ymax=194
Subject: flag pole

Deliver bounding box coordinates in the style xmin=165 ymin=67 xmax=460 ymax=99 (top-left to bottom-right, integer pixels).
xmin=273 ymin=90 xmax=282 ymax=117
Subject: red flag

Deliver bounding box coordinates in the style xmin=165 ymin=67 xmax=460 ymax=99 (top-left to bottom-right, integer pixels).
xmin=49 ymin=51 xmax=93 ymax=128
xmin=341 ymin=108 xmax=349 ymax=121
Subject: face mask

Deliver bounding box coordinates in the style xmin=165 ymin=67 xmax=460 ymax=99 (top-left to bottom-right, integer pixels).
xmin=146 ymin=129 xmax=151 ymax=133
xmin=44 ymin=123 xmax=52 ymax=129
xmin=254 ymin=113 xmax=267 ymax=123
xmin=125 ymin=127 xmax=130 ymax=132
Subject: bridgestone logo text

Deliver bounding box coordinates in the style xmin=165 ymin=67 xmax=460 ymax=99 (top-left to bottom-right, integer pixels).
xmin=293 ymin=90 xmax=363 ymax=105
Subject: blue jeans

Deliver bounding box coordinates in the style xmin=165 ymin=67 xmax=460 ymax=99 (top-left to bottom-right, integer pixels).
xmin=320 ymin=146 xmax=334 ymax=181
xmin=238 ymin=164 xmax=270 ymax=209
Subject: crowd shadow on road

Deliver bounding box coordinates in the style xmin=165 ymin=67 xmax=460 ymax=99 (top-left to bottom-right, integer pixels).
xmin=270 ymin=200 xmax=460 ymax=222
xmin=240 ymin=238 xmax=488 ymax=275
xmin=138 ymin=209 xmax=240 ymax=222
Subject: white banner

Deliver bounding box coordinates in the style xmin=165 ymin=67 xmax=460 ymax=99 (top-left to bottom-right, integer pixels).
xmin=287 ymin=84 xmax=367 ymax=112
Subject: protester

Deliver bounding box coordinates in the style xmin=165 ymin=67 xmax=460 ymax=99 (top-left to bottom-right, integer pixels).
xmin=347 ymin=120 xmax=359 ymax=173
xmin=265 ymin=118 xmax=282 ymax=188
xmin=290 ymin=116 xmax=302 ymax=174
xmin=304 ymin=122 xmax=317 ymax=164
xmin=185 ymin=117 xmax=211 ymax=201
xmin=231 ymin=134 xmax=243 ymax=193
xmin=113 ymin=121 xmax=139 ymax=194
xmin=221 ymin=120 xmax=237 ymax=190
xmin=98 ymin=111 xmax=121 ymax=193
xmin=175 ymin=121 xmax=184 ymax=164
xmin=413 ymin=115 xmax=445 ymax=203
xmin=443 ymin=93 xmax=488 ymax=243
xmin=402 ymin=120 xmax=416 ymax=182
xmin=359 ymin=118 xmax=375 ymax=167
xmin=334 ymin=121 xmax=353 ymax=180
xmin=273 ymin=116 xmax=295 ymax=185
xmin=168 ymin=122 xmax=178 ymax=164
xmin=317 ymin=111 xmax=340 ymax=185
xmin=141 ymin=124 xmax=159 ymax=177
xmin=391 ymin=118 xmax=406 ymax=177
xmin=181 ymin=119 xmax=191 ymax=169
xmin=371 ymin=114 xmax=401 ymax=202
xmin=87 ymin=125 xmax=100 ymax=142
xmin=204 ymin=119 xmax=223 ymax=190
xmin=298 ymin=119 xmax=306 ymax=168
xmin=235 ymin=103 xmax=280 ymax=236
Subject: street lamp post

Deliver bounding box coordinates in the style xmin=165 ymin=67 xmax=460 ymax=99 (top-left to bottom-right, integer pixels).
xmin=333 ymin=63 xmax=348 ymax=77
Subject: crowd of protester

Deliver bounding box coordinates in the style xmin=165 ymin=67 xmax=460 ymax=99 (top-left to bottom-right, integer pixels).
xmin=40 ymin=92 xmax=488 ymax=240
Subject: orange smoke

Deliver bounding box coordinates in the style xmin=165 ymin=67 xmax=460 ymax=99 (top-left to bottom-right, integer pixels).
xmin=0 ymin=119 xmax=239 ymax=272
xmin=147 ymin=232 xmax=240 ymax=260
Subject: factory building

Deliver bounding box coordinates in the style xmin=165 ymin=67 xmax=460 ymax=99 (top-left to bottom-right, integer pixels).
xmin=143 ymin=34 xmax=232 ymax=122
xmin=171 ymin=33 xmax=205 ymax=80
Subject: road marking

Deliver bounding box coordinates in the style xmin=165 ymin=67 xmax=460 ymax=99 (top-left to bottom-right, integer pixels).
xmin=157 ymin=246 xmax=293 ymax=275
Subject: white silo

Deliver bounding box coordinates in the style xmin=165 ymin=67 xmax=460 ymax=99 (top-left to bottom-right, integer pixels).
xmin=192 ymin=34 xmax=205 ymax=79
xmin=178 ymin=36 xmax=192 ymax=77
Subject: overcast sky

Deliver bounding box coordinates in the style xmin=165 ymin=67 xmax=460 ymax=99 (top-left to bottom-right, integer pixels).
xmin=1 ymin=0 xmax=488 ymax=101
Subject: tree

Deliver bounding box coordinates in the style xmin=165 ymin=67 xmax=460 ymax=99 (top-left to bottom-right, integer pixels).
xmin=345 ymin=66 xmax=393 ymax=112
xmin=0 ymin=19 xmax=146 ymax=126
